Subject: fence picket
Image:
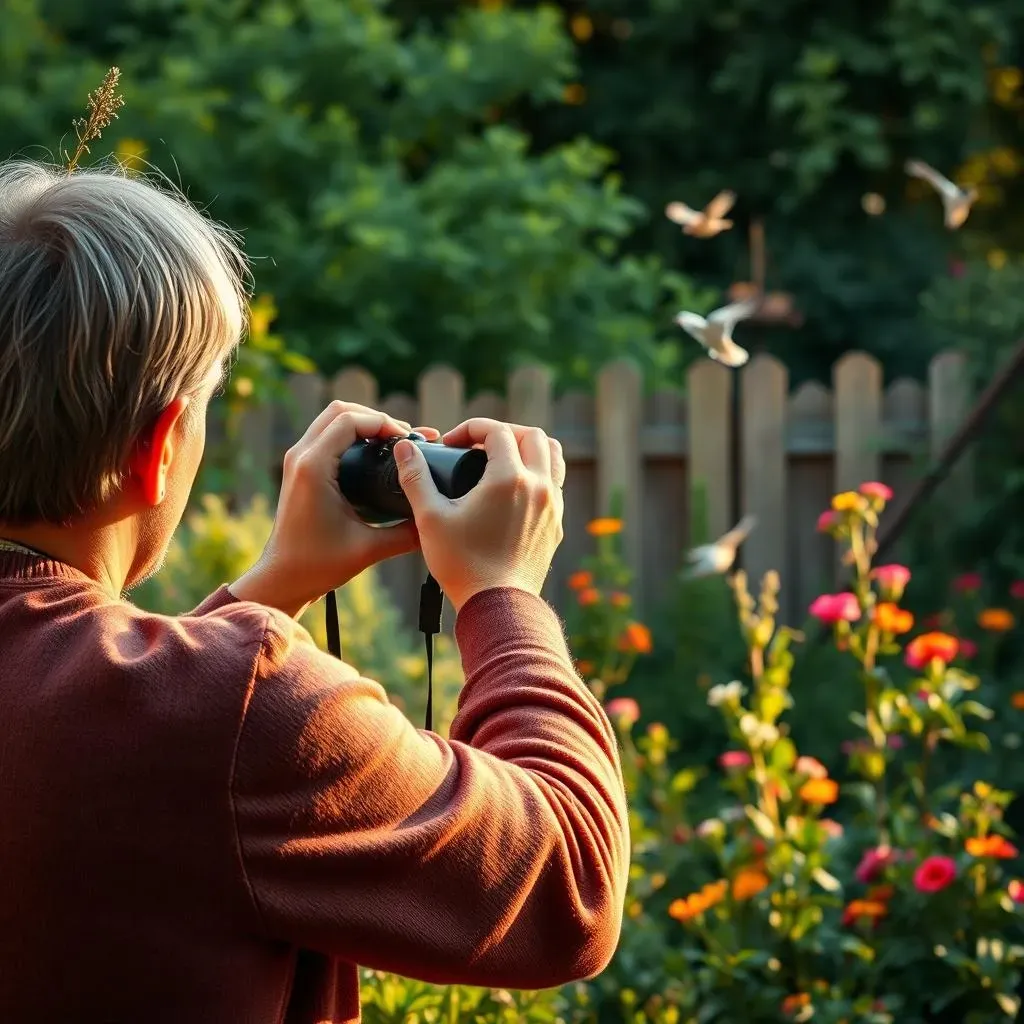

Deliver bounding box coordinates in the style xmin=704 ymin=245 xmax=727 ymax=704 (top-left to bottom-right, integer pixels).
xmin=741 ymin=355 xmax=788 ymax=599
xmin=219 ymin=351 xmax=973 ymax=629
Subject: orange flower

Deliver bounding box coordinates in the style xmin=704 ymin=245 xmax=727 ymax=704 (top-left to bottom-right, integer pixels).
xmin=799 ymin=778 xmax=839 ymax=805
xmin=782 ymin=993 xmax=811 ymax=1016
xmin=873 ymin=602 xmax=914 ymax=635
xmin=567 ymin=570 xmax=592 ymax=591
xmin=966 ymin=834 xmax=1019 ymax=859
xmin=841 ymin=899 xmax=887 ymax=927
xmin=586 ymin=517 xmax=622 ymax=537
xmin=905 ymin=631 xmax=959 ymax=669
xmin=577 ymin=587 xmax=600 ymax=606
xmin=668 ymin=879 xmax=728 ymax=922
xmin=618 ymin=622 xmax=652 ymax=654
xmin=610 ymin=591 xmax=631 ymax=608
xmin=732 ymin=868 xmax=770 ymax=901
xmin=979 ymin=607 xmax=1015 ymax=632
xmin=575 ymin=660 xmax=595 ymax=677
xmin=1012 ymin=692 xmax=1024 ymax=710
xmin=831 ymin=491 xmax=866 ymax=512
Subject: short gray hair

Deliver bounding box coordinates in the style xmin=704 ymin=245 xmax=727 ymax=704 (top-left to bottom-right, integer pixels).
xmin=0 ymin=159 xmax=251 ymax=523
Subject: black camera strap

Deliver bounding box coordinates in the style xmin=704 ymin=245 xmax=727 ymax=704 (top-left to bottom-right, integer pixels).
xmin=325 ymin=573 xmax=444 ymax=732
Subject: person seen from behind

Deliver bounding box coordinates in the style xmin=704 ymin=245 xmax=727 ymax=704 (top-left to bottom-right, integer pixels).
xmin=0 ymin=159 xmax=629 ymax=1023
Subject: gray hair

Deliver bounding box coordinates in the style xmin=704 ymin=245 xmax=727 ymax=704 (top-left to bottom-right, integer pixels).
xmin=0 ymin=159 xmax=251 ymax=523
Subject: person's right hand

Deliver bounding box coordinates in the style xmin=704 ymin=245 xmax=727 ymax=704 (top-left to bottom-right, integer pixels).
xmin=393 ymin=419 xmax=566 ymax=612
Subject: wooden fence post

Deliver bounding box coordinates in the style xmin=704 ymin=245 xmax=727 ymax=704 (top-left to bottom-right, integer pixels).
xmin=596 ymin=360 xmax=644 ymax=604
xmin=687 ymin=359 xmax=732 ymax=544
xmin=929 ymin=350 xmax=973 ymax=505
xmin=741 ymin=354 xmax=788 ymax=597
xmin=508 ymin=363 xmax=554 ymax=432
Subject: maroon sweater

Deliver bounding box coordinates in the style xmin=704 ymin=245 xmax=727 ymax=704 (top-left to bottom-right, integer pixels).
xmin=0 ymin=552 xmax=628 ymax=1023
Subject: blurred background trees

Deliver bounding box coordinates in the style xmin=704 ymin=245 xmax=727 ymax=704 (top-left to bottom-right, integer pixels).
xmin=3 ymin=0 xmax=1022 ymax=392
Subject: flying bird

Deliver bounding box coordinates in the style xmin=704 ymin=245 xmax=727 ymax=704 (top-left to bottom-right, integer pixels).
xmin=904 ymin=159 xmax=978 ymax=230
xmin=682 ymin=516 xmax=758 ymax=580
xmin=665 ymin=190 xmax=736 ymax=238
xmin=675 ymin=298 xmax=759 ymax=368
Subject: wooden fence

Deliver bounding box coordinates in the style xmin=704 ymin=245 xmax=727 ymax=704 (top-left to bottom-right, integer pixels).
xmin=226 ymin=351 xmax=972 ymax=628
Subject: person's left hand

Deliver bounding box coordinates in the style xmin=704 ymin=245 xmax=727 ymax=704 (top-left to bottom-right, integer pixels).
xmin=229 ymin=401 xmax=438 ymax=618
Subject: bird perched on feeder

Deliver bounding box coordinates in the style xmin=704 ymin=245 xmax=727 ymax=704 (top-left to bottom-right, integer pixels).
xmin=681 ymin=516 xmax=758 ymax=580
xmin=904 ymin=159 xmax=978 ymax=230
xmin=665 ymin=190 xmax=736 ymax=238
xmin=674 ymin=298 xmax=758 ymax=368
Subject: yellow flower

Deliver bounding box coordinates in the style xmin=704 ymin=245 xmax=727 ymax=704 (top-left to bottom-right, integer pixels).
xmin=979 ymin=608 xmax=1015 ymax=632
xmin=248 ymin=294 xmax=278 ymax=338
xmin=233 ymin=376 xmax=254 ymax=398
xmin=988 ymin=249 xmax=1008 ymax=271
xmin=732 ymin=868 xmax=769 ymax=901
xmin=115 ymin=138 xmax=147 ymax=171
xmin=831 ymin=491 xmax=865 ymax=512
xmin=562 ymin=83 xmax=587 ymax=105
xmin=570 ymin=14 xmax=593 ymax=41
xmin=799 ymin=778 xmax=839 ymax=805
xmin=586 ymin=517 xmax=622 ymax=536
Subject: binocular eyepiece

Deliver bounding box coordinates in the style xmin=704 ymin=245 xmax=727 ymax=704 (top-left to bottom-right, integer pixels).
xmin=337 ymin=432 xmax=488 ymax=524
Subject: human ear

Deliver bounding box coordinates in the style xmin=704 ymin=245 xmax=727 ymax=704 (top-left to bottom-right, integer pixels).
xmin=131 ymin=397 xmax=191 ymax=506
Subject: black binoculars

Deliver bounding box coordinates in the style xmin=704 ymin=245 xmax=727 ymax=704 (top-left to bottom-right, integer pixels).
xmin=337 ymin=432 xmax=487 ymax=524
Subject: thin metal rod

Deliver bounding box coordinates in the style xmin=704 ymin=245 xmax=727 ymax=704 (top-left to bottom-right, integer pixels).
xmin=807 ymin=334 xmax=1024 ymax=647
xmin=874 ymin=334 xmax=1024 ymax=562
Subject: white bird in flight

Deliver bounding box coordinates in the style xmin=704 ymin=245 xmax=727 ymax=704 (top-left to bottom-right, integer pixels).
xmin=904 ymin=159 xmax=978 ymax=230
xmin=675 ymin=299 xmax=759 ymax=368
xmin=682 ymin=516 xmax=758 ymax=580
xmin=665 ymin=190 xmax=736 ymax=238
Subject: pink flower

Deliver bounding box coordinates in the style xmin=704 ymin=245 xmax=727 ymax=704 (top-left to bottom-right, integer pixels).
xmin=913 ymin=855 xmax=957 ymax=894
xmin=1012 ymin=581 xmax=1024 ymax=601
xmin=816 ymin=510 xmax=838 ymax=532
xmin=953 ymin=573 xmax=982 ymax=593
xmin=605 ymin=697 xmax=640 ymax=727
xmin=855 ymin=846 xmax=895 ymax=884
xmin=1009 ymin=880 xmax=1024 ymax=904
xmin=809 ymin=592 xmax=861 ymax=624
xmin=859 ymin=482 xmax=893 ymax=502
xmin=957 ymin=637 xmax=978 ymax=659
xmin=820 ymin=819 xmax=844 ymax=839
xmin=949 ymin=258 xmax=966 ymax=278
xmin=887 ymin=735 xmax=904 ymax=750
xmin=795 ymin=755 xmax=828 ymax=779
xmin=873 ymin=564 xmax=911 ymax=600
xmin=719 ymin=750 xmax=752 ymax=771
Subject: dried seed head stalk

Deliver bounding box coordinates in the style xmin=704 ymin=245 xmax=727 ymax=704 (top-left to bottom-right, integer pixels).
xmin=66 ymin=67 xmax=125 ymax=174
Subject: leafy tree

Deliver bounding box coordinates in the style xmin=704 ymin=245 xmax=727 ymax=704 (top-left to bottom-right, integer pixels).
xmin=519 ymin=0 xmax=1024 ymax=383
xmin=0 ymin=0 xmax=710 ymax=393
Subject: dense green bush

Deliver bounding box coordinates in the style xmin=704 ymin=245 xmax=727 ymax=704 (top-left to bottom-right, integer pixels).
xmin=0 ymin=0 xmax=710 ymax=393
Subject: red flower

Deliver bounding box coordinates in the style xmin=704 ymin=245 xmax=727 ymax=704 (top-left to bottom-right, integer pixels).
xmin=859 ymin=481 xmax=893 ymax=501
xmin=905 ymin=632 xmax=959 ymax=669
xmin=953 ymin=572 xmax=983 ymax=593
xmin=605 ymin=697 xmax=640 ymax=727
xmin=719 ymin=750 xmax=752 ymax=771
xmin=855 ymin=846 xmax=895 ymax=884
xmin=913 ymin=855 xmax=957 ymax=893
xmin=1012 ymin=580 xmax=1024 ymax=601
xmin=1009 ymin=880 xmax=1024 ymax=904
xmin=577 ymin=587 xmax=600 ymax=607
xmin=816 ymin=510 xmax=838 ymax=532
xmin=809 ymin=592 xmax=861 ymax=624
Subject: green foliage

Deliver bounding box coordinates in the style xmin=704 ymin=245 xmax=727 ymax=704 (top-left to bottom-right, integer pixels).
xmin=527 ymin=0 xmax=1024 ymax=382
xmin=0 ymin=0 xmax=709 ymax=393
